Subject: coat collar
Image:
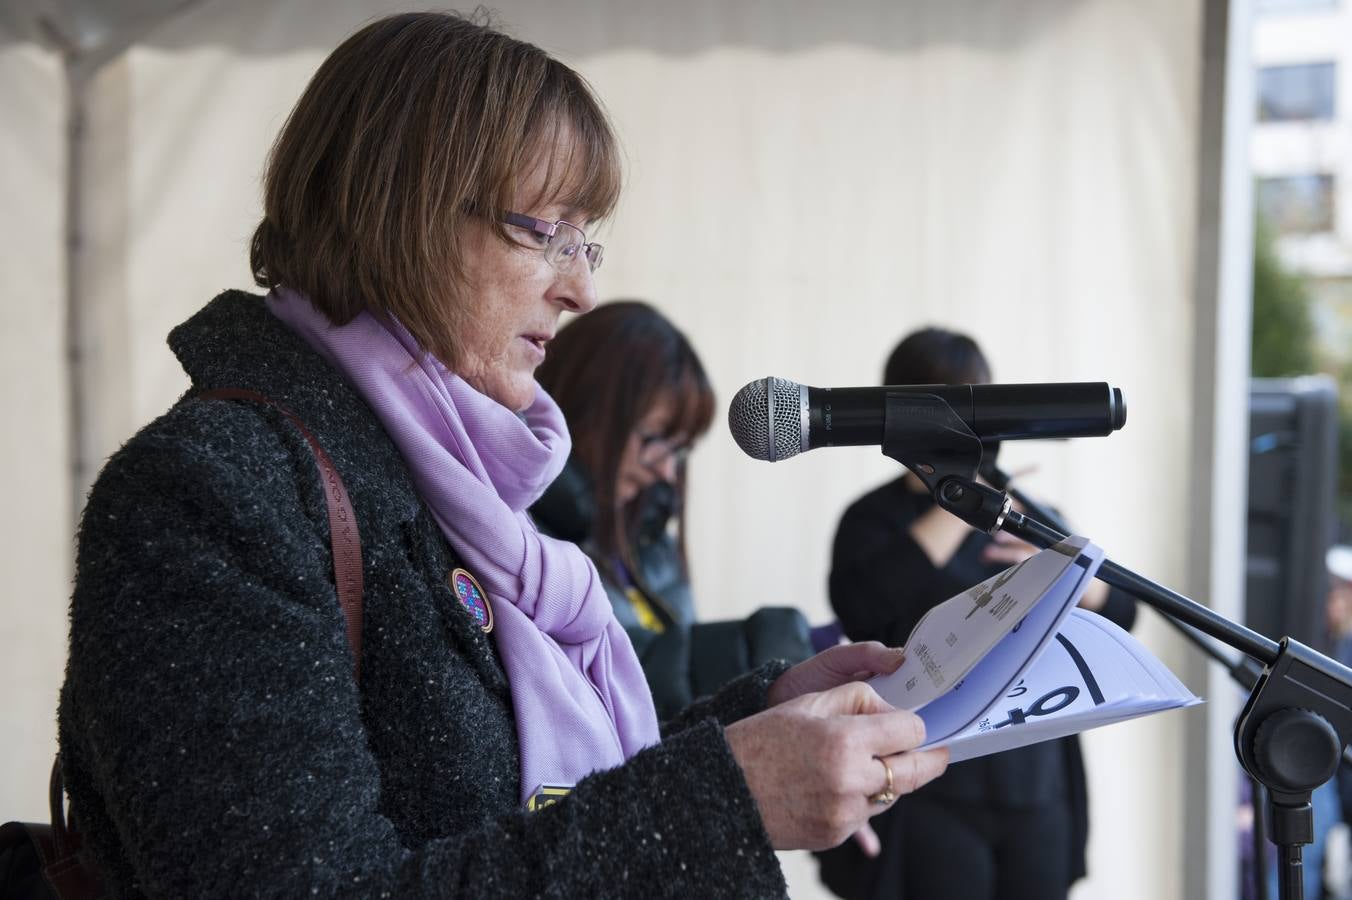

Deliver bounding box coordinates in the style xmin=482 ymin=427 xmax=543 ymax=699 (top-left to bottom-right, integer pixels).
xmin=168 ymin=290 xmax=424 ymax=530
xmin=530 ymin=455 xmax=596 ymax=544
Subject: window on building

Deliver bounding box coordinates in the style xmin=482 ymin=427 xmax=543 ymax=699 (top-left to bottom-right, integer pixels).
xmin=1257 ymin=175 xmax=1336 ymax=233
xmin=1258 ymin=63 xmax=1336 ymax=121
xmin=1257 ymin=0 xmax=1338 ymax=13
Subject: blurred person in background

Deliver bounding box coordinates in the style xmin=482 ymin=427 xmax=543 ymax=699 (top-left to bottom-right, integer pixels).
xmin=1241 ymin=545 xmax=1351 ymax=900
xmin=52 ymin=14 xmax=950 ymax=896
xmin=531 ymin=300 xmax=818 ymax=719
xmin=815 ymin=327 xmax=1136 ymax=900
xmin=1319 ymin=545 xmax=1352 ymax=899
xmin=1327 ymin=546 xmax=1352 ymax=670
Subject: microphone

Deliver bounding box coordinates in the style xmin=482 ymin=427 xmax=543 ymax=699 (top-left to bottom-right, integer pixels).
xmin=728 ymin=377 xmax=1126 ymax=462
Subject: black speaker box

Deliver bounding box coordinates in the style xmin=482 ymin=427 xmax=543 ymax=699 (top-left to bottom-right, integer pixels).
xmin=1246 ymin=376 xmax=1339 ymax=652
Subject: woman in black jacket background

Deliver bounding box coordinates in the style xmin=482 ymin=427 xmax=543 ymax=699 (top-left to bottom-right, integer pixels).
xmin=532 ymin=301 xmax=815 ymax=718
xmin=815 ymin=327 xmax=1137 ymax=900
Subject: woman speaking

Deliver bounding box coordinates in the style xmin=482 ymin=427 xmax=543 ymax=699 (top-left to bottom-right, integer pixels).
xmin=56 ymin=12 xmax=946 ymax=897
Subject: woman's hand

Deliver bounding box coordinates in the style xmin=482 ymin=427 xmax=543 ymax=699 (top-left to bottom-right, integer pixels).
xmin=979 ymin=529 xmax=1038 ymax=567
xmin=766 ymin=641 xmax=905 ymax=707
xmin=1077 ymin=580 xmax=1110 ymax=611
xmin=725 ymin=681 xmax=948 ymax=850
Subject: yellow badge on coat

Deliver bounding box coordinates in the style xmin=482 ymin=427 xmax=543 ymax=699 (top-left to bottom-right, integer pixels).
xmin=624 ymin=586 xmax=666 ymax=634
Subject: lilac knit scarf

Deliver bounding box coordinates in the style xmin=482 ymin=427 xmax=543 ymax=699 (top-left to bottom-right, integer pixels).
xmin=267 ymin=288 xmax=659 ymax=803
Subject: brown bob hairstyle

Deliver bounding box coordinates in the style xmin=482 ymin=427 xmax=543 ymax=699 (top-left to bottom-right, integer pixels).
xmin=251 ymin=12 xmax=621 ymax=369
xmin=536 ymin=301 xmax=715 ymax=582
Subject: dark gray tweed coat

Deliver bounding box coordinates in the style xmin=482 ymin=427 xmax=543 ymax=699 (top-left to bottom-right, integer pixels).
xmin=57 ymin=292 xmax=789 ymax=899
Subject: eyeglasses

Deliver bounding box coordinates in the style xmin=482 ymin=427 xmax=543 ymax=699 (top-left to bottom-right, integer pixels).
xmin=503 ymin=212 xmax=604 ymax=273
xmin=637 ymin=431 xmax=691 ymax=470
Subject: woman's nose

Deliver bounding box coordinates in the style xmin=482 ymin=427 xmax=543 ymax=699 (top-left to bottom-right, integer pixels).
xmin=553 ymin=260 xmax=598 ymax=314
xmin=653 ymin=453 xmax=679 ymax=484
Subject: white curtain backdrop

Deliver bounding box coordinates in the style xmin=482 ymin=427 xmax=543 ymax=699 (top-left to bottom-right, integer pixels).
xmin=0 ymin=2 xmax=1218 ymax=898
xmin=0 ymin=32 xmax=69 ymax=836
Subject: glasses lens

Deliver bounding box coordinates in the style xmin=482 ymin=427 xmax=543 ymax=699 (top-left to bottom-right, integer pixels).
xmin=547 ymin=223 xmax=585 ymax=271
xmin=638 ymin=435 xmax=689 ymax=469
xmin=585 ymin=243 xmax=604 ymax=272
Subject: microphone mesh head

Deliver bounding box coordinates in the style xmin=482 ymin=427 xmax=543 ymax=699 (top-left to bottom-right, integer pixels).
xmin=727 ymin=376 xmax=806 ymax=462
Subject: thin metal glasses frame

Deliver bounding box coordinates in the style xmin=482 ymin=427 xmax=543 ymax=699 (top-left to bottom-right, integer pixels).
xmin=502 ymin=212 xmax=604 ymax=273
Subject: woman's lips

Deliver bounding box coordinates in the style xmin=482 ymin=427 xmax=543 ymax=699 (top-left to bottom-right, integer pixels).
xmin=520 ymin=334 xmax=549 ymax=361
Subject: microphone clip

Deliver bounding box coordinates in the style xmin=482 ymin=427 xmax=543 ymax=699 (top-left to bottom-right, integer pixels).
xmin=881 ymin=391 xmax=1011 ymax=533
xmin=935 ymin=477 xmax=1013 ymax=534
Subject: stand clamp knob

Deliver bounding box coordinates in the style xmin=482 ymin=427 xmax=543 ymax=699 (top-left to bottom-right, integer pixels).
xmin=1252 ymin=707 xmax=1341 ymax=792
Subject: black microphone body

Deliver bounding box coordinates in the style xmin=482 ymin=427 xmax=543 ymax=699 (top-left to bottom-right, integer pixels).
xmin=727 ymin=377 xmax=1126 ymax=462
xmin=809 ymin=383 xmax=1125 ymax=449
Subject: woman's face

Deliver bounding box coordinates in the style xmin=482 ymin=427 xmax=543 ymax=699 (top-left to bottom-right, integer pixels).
xmin=457 ymin=160 xmax=599 ymax=412
xmin=616 ymin=396 xmax=691 ymax=507
xmin=1329 ymin=579 xmax=1352 ymax=637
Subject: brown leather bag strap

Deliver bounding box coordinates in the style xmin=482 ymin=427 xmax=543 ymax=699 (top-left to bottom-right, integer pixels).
xmin=197 ymin=388 xmax=364 ymax=675
xmin=42 ymin=758 xmax=105 ymax=898
xmin=47 ymin=756 xmax=69 ymax=857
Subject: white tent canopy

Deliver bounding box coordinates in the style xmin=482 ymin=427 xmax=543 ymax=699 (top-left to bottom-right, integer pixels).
xmin=0 ymin=2 xmax=1251 ymax=897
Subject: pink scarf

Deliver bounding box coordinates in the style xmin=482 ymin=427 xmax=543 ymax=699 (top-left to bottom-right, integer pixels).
xmin=268 ymin=288 xmax=660 ymax=803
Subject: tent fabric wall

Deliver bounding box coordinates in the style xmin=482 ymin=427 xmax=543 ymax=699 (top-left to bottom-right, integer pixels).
xmin=1 ymin=2 xmax=1214 ymax=898
xmin=0 ymin=33 xmax=69 ymax=831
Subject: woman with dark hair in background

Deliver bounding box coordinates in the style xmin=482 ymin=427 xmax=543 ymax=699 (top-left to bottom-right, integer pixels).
xmin=532 ymin=301 xmax=815 ymax=719
xmin=816 ymin=327 xmax=1136 ymax=900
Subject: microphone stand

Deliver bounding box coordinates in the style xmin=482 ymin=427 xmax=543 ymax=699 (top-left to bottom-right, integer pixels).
xmin=881 ymin=392 xmax=1352 ymax=900
xmin=982 ymin=462 xmax=1352 ymax=900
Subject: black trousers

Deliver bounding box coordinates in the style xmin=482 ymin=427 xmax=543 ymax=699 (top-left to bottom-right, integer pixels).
xmin=817 ymin=793 xmax=1074 ymax=900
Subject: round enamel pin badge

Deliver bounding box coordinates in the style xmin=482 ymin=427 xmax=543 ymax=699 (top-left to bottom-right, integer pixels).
xmin=450 ymin=568 xmax=494 ymax=634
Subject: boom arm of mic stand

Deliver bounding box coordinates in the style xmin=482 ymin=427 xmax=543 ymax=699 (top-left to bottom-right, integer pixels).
xmin=984 ymin=467 xmax=1276 ymax=663
xmin=998 ymin=502 xmax=1280 ymax=660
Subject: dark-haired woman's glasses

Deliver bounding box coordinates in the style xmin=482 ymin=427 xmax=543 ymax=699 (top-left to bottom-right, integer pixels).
xmin=503 ymin=212 xmax=604 ymax=273
xmin=637 ymin=432 xmax=691 ymax=470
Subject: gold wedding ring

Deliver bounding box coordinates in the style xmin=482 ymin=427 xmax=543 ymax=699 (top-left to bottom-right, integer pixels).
xmin=868 ymin=755 xmax=897 ymax=806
